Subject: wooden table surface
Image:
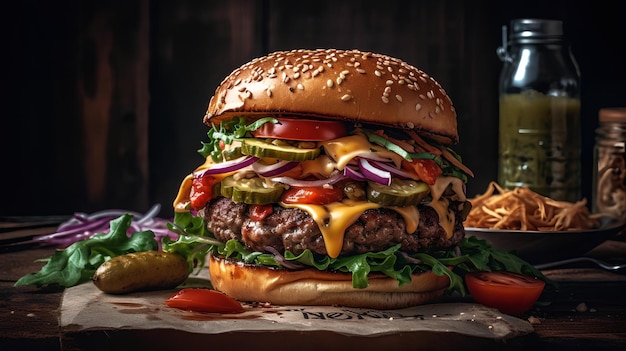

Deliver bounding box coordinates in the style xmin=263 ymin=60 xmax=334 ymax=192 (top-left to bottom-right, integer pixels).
xmin=2 ymin=225 xmax=626 ymax=351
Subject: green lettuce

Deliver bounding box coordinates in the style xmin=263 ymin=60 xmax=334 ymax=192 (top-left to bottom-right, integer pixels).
xmin=14 ymin=214 xmax=158 ymax=288
xmin=164 ymin=211 xmax=549 ymax=296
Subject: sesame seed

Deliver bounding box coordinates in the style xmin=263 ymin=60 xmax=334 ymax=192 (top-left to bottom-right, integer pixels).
xmin=381 ymin=96 xmax=389 ymax=103
xmin=395 ymin=95 xmax=403 ymax=102
xmin=375 ymin=70 xmax=382 ymax=77
xmin=266 ymin=88 xmax=272 ymax=97
xmin=356 ymin=68 xmax=365 ymax=74
xmin=312 ymin=70 xmax=320 ymax=77
xmin=336 ymin=77 xmax=343 ymax=85
xmin=327 ymin=79 xmax=334 ymax=88
xmin=293 ymin=72 xmax=300 ymax=79
xmin=427 ymin=90 xmax=434 ymax=99
xmin=419 ymin=94 xmax=426 ymax=100
xmin=435 ymin=106 xmax=441 ymax=114
xmin=386 ymin=80 xmax=394 ymax=86
xmin=341 ymin=94 xmax=352 ymax=101
xmin=407 ymin=122 xmax=414 ymax=128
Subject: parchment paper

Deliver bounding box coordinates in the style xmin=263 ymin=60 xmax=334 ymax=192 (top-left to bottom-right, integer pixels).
xmin=60 ymin=273 xmax=533 ymax=341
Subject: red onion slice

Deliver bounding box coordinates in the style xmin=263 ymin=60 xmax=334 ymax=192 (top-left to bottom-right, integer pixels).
xmin=252 ymin=160 xmax=298 ymax=177
xmin=343 ymin=166 xmax=367 ymax=181
xmin=368 ymin=159 xmax=417 ymax=180
xmin=358 ymin=158 xmax=392 ymax=186
xmin=194 ymin=155 xmax=260 ymax=178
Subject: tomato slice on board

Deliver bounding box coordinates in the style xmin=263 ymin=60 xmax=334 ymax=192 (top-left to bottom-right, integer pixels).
xmin=252 ymin=118 xmax=347 ymax=141
xmin=165 ymin=288 xmax=244 ymax=314
xmin=281 ymin=185 xmax=344 ymax=205
xmin=465 ymin=271 xmax=545 ymax=314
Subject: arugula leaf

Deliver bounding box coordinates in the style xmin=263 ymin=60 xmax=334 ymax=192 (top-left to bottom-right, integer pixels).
xmin=198 ymin=116 xmax=278 ymax=162
xmin=14 ymin=214 xmax=158 ymax=288
xmin=166 ymin=212 xmax=551 ymax=296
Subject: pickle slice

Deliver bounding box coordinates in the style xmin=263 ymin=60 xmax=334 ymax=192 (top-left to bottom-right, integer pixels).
xmin=220 ymin=176 xmax=236 ymax=198
xmin=367 ymin=179 xmax=430 ymax=207
xmin=221 ymin=176 xmax=284 ymax=204
xmin=222 ymin=146 xmax=243 ymax=161
xmin=241 ymin=139 xmax=320 ymax=161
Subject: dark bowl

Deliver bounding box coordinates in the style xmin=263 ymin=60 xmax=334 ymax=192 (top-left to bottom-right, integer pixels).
xmin=465 ymin=216 xmax=626 ymax=264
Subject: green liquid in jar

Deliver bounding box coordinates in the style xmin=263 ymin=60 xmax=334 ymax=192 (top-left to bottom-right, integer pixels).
xmin=498 ymin=91 xmax=581 ymax=202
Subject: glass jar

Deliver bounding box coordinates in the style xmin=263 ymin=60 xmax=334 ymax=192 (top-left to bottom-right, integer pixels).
xmin=592 ymin=108 xmax=626 ymax=218
xmin=497 ymin=19 xmax=581 ymax=202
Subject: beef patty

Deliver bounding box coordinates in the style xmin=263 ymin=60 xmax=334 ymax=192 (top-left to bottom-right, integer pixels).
xmin=200 ymin=196 xmax=466 ymax=257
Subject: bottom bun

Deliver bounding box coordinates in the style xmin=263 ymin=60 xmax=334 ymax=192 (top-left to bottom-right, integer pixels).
xmin=208 ymin=254 xmax=450 ymax=309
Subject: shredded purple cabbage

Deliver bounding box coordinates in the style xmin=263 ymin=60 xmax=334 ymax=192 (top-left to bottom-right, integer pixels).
xmin=34 ymin=204 xmax=177 ymax=249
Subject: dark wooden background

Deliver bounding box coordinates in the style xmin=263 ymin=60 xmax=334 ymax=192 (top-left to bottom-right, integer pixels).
xmin=2 ymin=0 xmax=625 ymax=217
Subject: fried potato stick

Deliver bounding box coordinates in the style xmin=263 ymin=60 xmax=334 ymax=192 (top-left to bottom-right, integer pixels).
xmin=465 ymin=182 xmax=602 ymax=231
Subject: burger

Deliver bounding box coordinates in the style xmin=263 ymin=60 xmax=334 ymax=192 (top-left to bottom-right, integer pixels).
xmin=169 ymin=49 xmax=480 ymax=309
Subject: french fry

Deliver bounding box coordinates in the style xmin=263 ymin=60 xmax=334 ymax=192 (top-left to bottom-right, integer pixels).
xmin=465 ymin=182 xmax=602 ymax=231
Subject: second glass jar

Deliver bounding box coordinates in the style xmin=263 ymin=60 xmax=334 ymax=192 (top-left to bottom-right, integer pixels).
xmin=497 ymin=18 xmax=581 ymax=202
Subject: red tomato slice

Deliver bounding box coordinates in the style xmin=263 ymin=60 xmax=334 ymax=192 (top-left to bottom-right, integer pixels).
xmin=465 ymin=271 xmax=545 ymax=314
xmin=252 ymin=117 xmax=347 ymax=141
xmin=165 ymin=288 xmax=244 ymax=314
xmin=281 ymin=185 xmax=344 ymax=205
xmin=404 ymin=159 xmax=442 ymax=185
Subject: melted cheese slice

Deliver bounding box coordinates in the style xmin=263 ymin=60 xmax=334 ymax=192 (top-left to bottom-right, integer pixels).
xmin=389 ymin=206 xmax=420 ymax=234
xmin=319 ymin=133 xmax=402 ymax=170
xmin=427 ymin=197 xmax=455 ymax=239
xmin=282 ymin=200 xmax=381 ymax=258
xmin=423 ymin=176 xmax=466 ymax=240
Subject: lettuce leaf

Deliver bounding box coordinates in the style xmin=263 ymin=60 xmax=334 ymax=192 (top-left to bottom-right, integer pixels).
xmin=164 ymin=211 xmax=549 ymax=296
xmin=14 ymin=214 xmax=158 ymax=288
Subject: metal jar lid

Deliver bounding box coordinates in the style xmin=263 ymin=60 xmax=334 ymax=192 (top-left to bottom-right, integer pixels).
xmin=509 ymin=19 xmax=563 ymax=43
xmin=599 ymin=108 xmax=626 ymax=123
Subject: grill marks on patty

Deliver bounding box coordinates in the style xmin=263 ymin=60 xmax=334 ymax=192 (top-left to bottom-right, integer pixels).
xmin=200 ymin=197 xmax=465 ymax=257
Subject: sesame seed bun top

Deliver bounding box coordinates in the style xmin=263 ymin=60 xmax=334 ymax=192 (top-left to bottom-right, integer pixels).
xmin=205 ymin=49 xmax=459 ymax=145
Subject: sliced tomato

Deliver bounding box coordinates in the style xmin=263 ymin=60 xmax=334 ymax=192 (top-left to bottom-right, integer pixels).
xmin=189 ymin=176 xmax=219 ymax=210
xmin=403 ymin=158 xmax=442 ymax=185
xmin=165 ymin=288 xmax=244 ymax=314
xmin=281 ymin=185 xmax=344 ymax=205
xmin=252 ymin=117 xmax=347 ymax=141
xmin=465 ymin=271 xmax=545 ymax=314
